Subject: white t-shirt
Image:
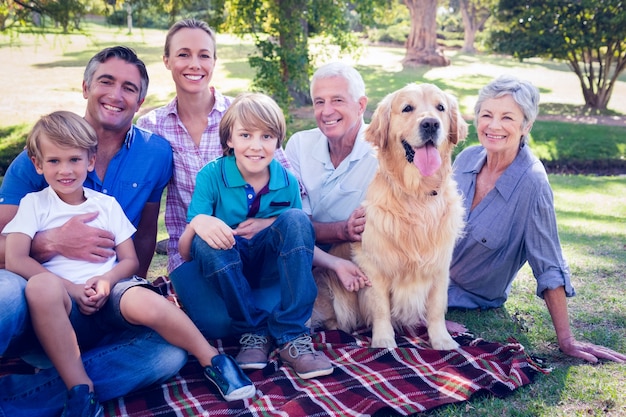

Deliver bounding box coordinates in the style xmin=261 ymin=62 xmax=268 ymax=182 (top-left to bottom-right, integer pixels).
xmin=285 ymin=124 xmax=378 ymax=222
xmin=3 ymin=187 xmax=136 ymax=284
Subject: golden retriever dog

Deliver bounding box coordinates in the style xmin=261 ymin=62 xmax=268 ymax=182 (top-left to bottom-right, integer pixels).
xmin=311 ymin=83 xmax=468 ymax=350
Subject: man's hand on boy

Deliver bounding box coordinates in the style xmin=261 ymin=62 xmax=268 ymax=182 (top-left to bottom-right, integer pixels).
xmin=34 ymin=212 xmax=115 ymax=263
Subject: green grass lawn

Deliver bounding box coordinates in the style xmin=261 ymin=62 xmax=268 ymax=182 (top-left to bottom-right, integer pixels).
xmin=2 ymin=21 xmax=626 ymax=417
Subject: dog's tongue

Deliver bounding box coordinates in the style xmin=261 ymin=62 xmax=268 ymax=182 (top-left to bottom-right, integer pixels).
xmin=413 ymin=143 xmax=441 ymax=177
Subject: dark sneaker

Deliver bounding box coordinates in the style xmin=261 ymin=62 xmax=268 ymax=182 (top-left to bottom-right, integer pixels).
xmin=155 ymin=238 xmax=168 ymax=255
xmin=61 ymin=384 xmax=104 ymax=417
xmin=204 ymin=354 xmax=256 ymax=401
xmin=279 ymin=334 xmax=334 ymax=379
xmin=236 ymin=333 xmax=272 ymax=370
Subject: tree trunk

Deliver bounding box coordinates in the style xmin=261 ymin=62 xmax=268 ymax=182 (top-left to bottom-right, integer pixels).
xmin=402 ymin=0 xmax=449 ymax=67
xmin=126 ymin=2 xmax=132 ymax=34
xmin=569 ymin=48 xmax=618 ymax=111
xmin=459 ymin=0 xmax=492 ymax=54
xmin=459 ymin=0 xmax=476 ymax=53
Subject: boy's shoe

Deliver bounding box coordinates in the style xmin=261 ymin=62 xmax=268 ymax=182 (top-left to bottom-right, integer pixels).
xmin=235 ymin=333 xmax=272 ymax=370
xmin=279 ymin=334 xmax=334 ymax=379
xmin=61 ymin=384 xmax=104 ymax=417
xmin=204 ymin=354 xmax=256 ymax=401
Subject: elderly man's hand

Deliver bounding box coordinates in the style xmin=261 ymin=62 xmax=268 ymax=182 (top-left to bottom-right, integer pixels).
xmin=345 ymin=206 xmax=366 ymax=242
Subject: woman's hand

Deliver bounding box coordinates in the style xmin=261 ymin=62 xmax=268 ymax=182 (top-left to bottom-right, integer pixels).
xmin=559 ymin=336 xmax=626 ymax=363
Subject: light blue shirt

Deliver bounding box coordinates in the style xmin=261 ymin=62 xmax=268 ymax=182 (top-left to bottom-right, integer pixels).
xmin=0 ymin=126 xmax=173 ymax=228
xmin=449 ymin=144 xmax=575 ymax=309
xmin=285 ymin=124 xmax=378 ymax=222
xmin=187 ymin=155 xmax=301 ymax=228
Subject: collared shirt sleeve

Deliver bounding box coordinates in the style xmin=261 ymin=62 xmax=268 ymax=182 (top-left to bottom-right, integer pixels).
xmin=284 ymin=130 xmax=311 ymax=214
xmin=187 ymin=160 xmax=220 ymax=222
xmin=0 ymin=151 xmax=47 ymax=206
xmin=524 ymin=174 xmax=575 ymax=299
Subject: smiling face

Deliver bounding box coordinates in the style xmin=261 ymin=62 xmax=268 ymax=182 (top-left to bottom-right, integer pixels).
xmin=82 ymin=57 xmax=143 ymax=134
xmin=164 ymin=27 xmax=216 ymax=95
xmin=32 ymin=134 xmax=95 ymax=205
xmin=476 ymin=94 xmax=531 ymax=158
xmin=227 ymin=120 xmax=278 ymax=185
xmin=312 ymin=75 xmax=367 ymax=145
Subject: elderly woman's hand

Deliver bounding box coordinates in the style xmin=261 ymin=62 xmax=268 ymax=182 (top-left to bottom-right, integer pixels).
xmin=559 ymin=336 xmax=626 ymax=363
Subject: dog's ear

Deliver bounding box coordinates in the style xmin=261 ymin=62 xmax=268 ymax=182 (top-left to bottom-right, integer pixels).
xmin=366 ymin=93 xmax=392 ymax=149
xmin=446 ymin=93 xmax=468 ymax=144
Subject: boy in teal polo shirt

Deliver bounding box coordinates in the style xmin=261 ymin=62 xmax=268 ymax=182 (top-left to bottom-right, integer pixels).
xmin=178 ymin=93 xmax=334 ymax=380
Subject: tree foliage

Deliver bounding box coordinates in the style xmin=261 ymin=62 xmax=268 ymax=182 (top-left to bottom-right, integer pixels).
xmin=12 ymin=0 xmax=85 ymax=32
xmin=207 ymin=0 xmax=389 ymax=111
xmin=489 ymin=0 xmax=626 ymax=111
xmin=0 ymin=1 xmax=29 ymax=31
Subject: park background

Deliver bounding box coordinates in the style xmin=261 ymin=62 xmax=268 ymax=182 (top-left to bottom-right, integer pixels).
xmin=0 ymin=2 xmax=625 ymax=416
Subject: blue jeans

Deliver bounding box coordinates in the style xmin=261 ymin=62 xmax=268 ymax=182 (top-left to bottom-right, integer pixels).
xmin=0 ymin=270 xmax=188 ymax=417
xmin=190 ymin=209 xmax=317 ymax=346
xmin=170 ymin=261 xmax=285 ymax=339
xmin=0 ymin=270 xmax=30 ymax=357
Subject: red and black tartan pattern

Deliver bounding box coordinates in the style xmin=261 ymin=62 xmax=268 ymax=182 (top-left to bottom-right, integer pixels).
xmin=101 ymin=327 xmax=548 ymax=417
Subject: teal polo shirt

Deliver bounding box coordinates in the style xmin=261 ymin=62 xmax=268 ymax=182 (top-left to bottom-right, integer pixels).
xmin=187 ymin=155 xmax=302 ymax=228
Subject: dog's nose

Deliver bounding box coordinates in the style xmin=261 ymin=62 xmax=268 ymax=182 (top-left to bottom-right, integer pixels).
xmin=421 ymin=118 xmax=440 ymax=136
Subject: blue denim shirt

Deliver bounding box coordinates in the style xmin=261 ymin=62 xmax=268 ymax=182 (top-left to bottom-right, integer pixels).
xmin=448 ymin=144 xmax=575 ymax=309
xmin=0 ymin=126 xmax=173 ymax=228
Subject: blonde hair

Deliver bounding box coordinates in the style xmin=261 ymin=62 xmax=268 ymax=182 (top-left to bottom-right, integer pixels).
xmin=219 ymin=93 xmax=286 ymax=156
xmin=164 ymin=18 xmax=217 ymax=59
xmin=27 ymin=111 xmax=97 ymax=163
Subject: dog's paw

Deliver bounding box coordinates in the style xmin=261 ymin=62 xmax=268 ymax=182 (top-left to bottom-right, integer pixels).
xmin=430 ymin=336 xmax=460 ymax=351
xmin=370 ymin=337 xmax=398 ymax=349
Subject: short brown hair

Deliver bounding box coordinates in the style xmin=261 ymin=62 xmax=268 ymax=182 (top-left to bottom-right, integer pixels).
xmin=219 ymin=93 xmax=286 ymax=156
xmin=84 ymin=46 xmax=149 ymax=103
xmin=27 ymin=111 xmax=97 ymax=163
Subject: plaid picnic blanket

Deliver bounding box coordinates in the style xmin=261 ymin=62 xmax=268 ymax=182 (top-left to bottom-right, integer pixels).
xmin=100 ymin=327 xmax=548 ymax=417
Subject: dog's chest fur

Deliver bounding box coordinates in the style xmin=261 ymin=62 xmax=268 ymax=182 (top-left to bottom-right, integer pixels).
xmin=354 ymin=169 xmax=464 ymax=285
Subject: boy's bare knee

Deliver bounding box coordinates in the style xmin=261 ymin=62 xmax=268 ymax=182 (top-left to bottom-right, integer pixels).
xmin=121 ymin=287 xmax=167 ymax=324
xmin=25 ymin=272 xmax=64 ymax=300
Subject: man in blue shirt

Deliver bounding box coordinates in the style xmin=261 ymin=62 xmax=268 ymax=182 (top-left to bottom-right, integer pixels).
xmin=0 ymin=46 xmax=186 ymax=417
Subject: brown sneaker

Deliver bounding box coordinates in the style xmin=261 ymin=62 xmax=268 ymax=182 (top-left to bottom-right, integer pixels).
xmin=279 ymin=334 xmax=333 ymax=379
xmin=235 ymin=334 xmax=272 ymax=370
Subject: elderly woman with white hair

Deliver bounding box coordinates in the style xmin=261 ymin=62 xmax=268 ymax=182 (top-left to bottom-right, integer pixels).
xmin=449 ymin=75 xmax=625 ymax=363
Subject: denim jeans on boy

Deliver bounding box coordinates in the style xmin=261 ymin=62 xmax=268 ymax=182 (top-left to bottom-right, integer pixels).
xmin=191 ymin=209 xmax=317 ymax=346
xmin=169 ymin=260 xmax=282 ymax=340
xmin=0 ymin=270 xmax=187 ymax=417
